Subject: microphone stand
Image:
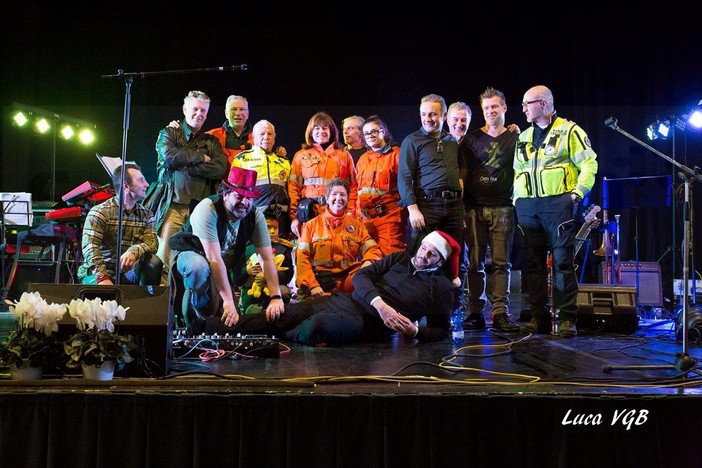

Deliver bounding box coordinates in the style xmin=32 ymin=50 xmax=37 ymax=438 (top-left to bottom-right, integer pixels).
xmin=602 ymin=117 xmax=702 ymax=376
xmin=100 ymin=65 xmax=247 ymax=283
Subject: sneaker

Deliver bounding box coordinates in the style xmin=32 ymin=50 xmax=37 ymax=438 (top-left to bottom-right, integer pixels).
xmin=463 ymin=313 xmax=486 ymax=330
xmin=520 ymin=315 xmax=551 ymax=334
xmin=492 ymin=313 xmax=520 ymax=332
xmin=558 ymin=320 xmax=577 ymax=338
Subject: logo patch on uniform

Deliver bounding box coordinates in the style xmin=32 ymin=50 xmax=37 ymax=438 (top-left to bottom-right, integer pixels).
xmin=544 ymin=145 xmax=555 ymax=156
xmin=301 ymin=153 xmax=320 ymax=162
xmin=584 ymin=136 xmax=592 ymax=147
xmin=346 ymin=225 xmax=356 ymax=233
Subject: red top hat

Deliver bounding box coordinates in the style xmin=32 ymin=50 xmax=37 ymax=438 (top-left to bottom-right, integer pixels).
xmin=222 ymin=166 xmax=261 ymax=199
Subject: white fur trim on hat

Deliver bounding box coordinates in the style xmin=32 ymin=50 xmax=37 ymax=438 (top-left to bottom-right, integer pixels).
xmin=422 ymin=231 xmax=452 ymax=260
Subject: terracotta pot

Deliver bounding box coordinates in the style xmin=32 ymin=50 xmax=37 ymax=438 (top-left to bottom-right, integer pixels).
xmin=81 ymin=361 xmax=115 ymax=381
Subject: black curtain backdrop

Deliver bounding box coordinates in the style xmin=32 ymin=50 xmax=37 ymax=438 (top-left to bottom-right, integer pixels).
xmin=0 ymin=392 xmax=700 ymax=467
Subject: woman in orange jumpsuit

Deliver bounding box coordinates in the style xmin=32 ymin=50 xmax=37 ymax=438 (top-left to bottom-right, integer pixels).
xmin=296 ymin=178 xmax=382 ymax=298
xmin=355 ymin=115 xmax=406 ymax=255
xmin=288 ymin=112 xmax=356 ymax=239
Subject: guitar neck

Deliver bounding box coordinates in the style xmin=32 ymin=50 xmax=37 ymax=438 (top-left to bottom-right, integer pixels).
xmin=574 ymin=206 xmax=601 ymax=257
xmin=574 ymin=220 xmax=595 ymax=257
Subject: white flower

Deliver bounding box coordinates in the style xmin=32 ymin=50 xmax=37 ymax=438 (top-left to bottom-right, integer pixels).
xmin=67 ymin=297 xmax=130 ymax=332
xmin=34 ymin=302 xmax=68 ymax=336
xmin=6 ymin=291 xmax=67 ymax=336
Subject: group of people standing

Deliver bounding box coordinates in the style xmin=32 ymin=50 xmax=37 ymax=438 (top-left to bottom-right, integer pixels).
xmin=77 ymin=83 xmax=598 ymax=346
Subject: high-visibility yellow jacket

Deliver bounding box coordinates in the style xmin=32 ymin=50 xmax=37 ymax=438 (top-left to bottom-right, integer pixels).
xmin=513 ymin=116 xmax=598 ymax=202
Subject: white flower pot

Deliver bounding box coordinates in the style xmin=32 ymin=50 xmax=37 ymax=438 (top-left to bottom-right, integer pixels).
xmin=10 ymin=361 xmax=43 ymax=381
xmin=81 ymin=361 xmax=115 ymax=381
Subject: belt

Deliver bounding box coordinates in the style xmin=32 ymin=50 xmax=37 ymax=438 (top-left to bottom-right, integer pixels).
xmin=420 ymin=188 xmax=461 ymax=199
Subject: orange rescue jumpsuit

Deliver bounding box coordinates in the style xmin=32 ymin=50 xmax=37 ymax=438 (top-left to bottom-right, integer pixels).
xmin=296 ymin=211 xmax=382 ymax=294
xmin=288 ymin=144 xmax=357 ymax=223
xmin=355 ymin=145 xmax=406 ymax=255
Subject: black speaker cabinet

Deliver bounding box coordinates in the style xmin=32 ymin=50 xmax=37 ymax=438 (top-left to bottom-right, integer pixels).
xmin=600 ymin=261 xmax=663 ymax=306
xmin=26 ymin=283 xmax=173 ymax=377
xmin=576 ymin=284 xmax=638 ymax=334
xmin=7 ymin=262 xmax=60 ymax=302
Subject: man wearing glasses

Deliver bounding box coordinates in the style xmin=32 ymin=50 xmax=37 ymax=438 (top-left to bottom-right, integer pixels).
xmin=513 ymin=85 xmax=598 ymax=338
xmin=398 ymin=94 xmax=465 ymax=290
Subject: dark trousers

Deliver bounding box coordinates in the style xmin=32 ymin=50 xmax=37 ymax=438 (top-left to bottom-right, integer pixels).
xmin=206 ymin=292 xmax=370 ymax=345
xmin=407 ymin=197 xmax=465 ymax=254
xmin=514 ymin=194 xmax=578 ymax=322
xmin=464 ymin=204 xmax=515 ymax=316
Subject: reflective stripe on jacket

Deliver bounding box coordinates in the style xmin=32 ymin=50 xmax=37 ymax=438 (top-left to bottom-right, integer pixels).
xmin=513 ymin=116 xmax=597 ymax=201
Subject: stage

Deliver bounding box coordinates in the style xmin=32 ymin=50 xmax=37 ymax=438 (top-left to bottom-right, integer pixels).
xmin=1 ymin=291 xmax=701 ymax=467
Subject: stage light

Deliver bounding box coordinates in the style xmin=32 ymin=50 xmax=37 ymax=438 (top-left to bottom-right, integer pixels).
xmin=78 ymin=128 xmax=95 ymax=145
xmin=13 ymin=111 xmax=29 ymax=127
xmin=35 ymin=117 xmax=51 ymax=134
xmin=657 ymin=120 xmax=671 ymax=139
xmin=688 ymin=108 xmax=702 ymax=129
xmin=646 ymin=124 xmax=658 ymax=141
xmin=11 ymin=102 xmax=98 ymax=201
xmin=60 ymin=124 xmax=75 ymax=140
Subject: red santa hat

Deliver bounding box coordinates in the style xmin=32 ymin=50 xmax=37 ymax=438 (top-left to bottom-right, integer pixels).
xmin=422 ymin=230 xmax=461 ymax=287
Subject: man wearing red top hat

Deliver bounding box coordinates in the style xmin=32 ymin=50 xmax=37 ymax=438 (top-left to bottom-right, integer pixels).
xmin=195 ymin=229 xmax=460 ymax=345
xmin=169 ymin=166 xmax=285 ymax=331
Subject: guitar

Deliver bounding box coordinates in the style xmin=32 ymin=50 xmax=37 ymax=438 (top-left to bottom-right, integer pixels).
xmin=574 ymin=204 xmax=601 ymax=257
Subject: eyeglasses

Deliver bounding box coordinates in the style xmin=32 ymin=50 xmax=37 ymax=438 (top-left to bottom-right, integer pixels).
xmin=521 ymin=99 xmax=543 ymax=107
xmin=362 ymin=129 xmax=381 ymax=137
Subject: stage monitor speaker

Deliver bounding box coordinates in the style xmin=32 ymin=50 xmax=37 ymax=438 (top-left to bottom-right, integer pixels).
xmin=576 ymin=284 xmax=638 ymax=334
xmin=26 ymin=283 xmax=173 ymax=377
xmin=600 ymin=261 xmax=662 ymax=306
xmin=8 ymin=262 xmax=59 ymax=301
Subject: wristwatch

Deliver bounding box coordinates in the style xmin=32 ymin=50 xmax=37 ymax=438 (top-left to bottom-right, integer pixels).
xmin=571 ymin=193 xmax=582 ymax=204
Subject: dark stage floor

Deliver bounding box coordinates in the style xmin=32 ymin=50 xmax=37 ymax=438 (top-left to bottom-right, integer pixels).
xmin=3 ymin=293 xmax=700 ymax=397
xmin=3 ymin=292 xmax=702 ymax=467
xmin=163 ymin=314 xmax=702 ymax=396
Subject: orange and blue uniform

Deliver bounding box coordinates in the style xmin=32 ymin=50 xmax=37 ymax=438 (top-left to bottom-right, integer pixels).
xmin=296 ymin=211 xmax=382 ymax=294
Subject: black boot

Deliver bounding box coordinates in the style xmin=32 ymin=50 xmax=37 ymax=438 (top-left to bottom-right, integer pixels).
xmin=519 ymin=315 xmax=551 ymax=334
xmin=463 ymin=313 xmax=486 ymax=330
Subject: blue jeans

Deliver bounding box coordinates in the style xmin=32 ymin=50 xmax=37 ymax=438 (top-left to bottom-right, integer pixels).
xmin=174 ymin=250 xmax=213 ymax=311
xmin=464 ymin=204 xmax=515 ymax=316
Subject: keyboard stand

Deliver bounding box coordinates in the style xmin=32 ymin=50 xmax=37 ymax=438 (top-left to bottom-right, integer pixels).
xmin=4 ymin=235 xmax=69 ymax=302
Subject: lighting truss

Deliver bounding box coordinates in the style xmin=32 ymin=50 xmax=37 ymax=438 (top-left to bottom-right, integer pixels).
xmin=10 ymin=102 xmax=97 ymax=201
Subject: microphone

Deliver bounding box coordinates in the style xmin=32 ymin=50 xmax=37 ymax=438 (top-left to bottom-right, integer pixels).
xmin=604 ymin=117 xmax=618 ymax=129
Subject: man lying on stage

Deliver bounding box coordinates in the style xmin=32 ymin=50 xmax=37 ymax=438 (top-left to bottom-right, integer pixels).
xmin=192 ymin=230 xmax=460 ymax=345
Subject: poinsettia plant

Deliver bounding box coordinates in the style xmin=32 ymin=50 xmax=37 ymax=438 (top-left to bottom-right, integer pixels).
xmin=63 ymin=297 xmax=137 ymax=371
xmin=0 ymin=292 xmax=67 ymax=369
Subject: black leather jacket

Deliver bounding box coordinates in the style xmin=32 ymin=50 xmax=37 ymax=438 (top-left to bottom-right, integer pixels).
xmin=144 ymin=124 xmax=228 ymax=232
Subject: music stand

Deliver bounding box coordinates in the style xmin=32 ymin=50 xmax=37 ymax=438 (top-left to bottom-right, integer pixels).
xmin=603 ymin=117 xmax=701 ymax=376
xmin=1 ymin=193 xmax=33 ymax=308
xmin=602 ymin=175 xmax=671 ymax=309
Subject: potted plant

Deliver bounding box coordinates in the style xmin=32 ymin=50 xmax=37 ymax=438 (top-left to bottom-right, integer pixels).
xmin=1 ymin=292 xmax=67 ymax=379
xmin=63 ymin=296 xmax=137 ymax=380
